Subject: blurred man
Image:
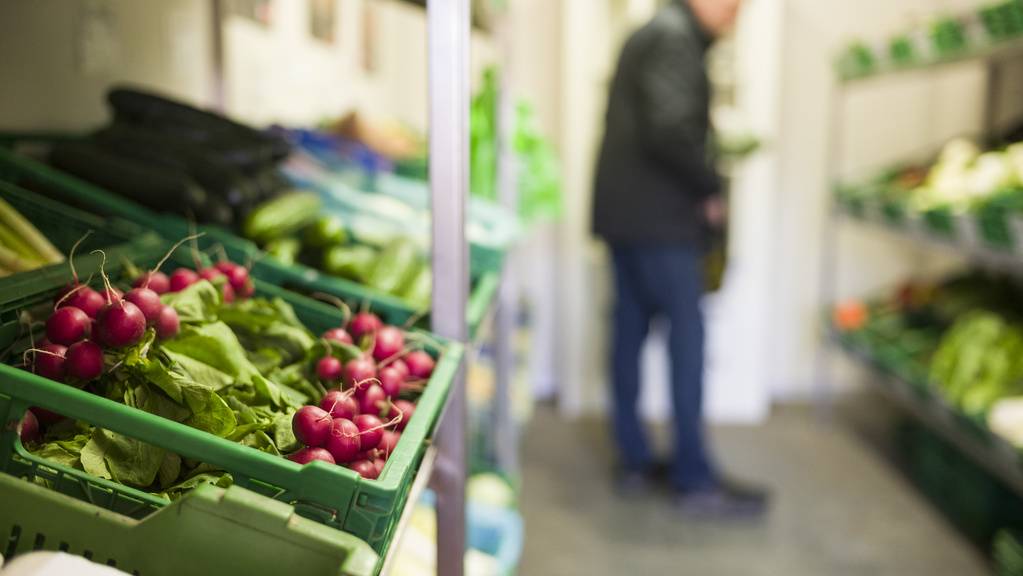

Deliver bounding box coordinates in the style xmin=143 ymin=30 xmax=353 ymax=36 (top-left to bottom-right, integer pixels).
xmin=592 ymin=0 xmax=766 ymax=518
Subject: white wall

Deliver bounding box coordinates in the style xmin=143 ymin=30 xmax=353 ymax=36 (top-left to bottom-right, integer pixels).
xmin=223 ymin=0 xmax=496 ymax=130
xmin=0 ymin=0 xmax=496 ymax=133
xmin=0 ymin=0 xmax=214 ymax=130
xmin=770 ymin=0 xmax=988 ymax=399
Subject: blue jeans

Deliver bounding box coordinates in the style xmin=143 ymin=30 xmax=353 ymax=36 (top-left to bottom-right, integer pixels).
xmin=609 ymin=244 xmax=716 ymax=491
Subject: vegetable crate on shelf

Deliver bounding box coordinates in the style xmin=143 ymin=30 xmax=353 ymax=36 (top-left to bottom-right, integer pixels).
xmin=0 ymin=181 xmax=150 ymax=293
xmin=0 ymin=472 xmax=378 ymax=576
xmin=0 ymin=145 xmax=499 ymax=337
xmin=0 ymin=238 xmax=464 ymax=565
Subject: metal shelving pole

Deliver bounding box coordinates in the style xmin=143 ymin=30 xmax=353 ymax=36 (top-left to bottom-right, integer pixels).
xmin=493 ymin=10 xmax=519 ymax=477
xmin=428 ymin=1 xmax=471 ymax=576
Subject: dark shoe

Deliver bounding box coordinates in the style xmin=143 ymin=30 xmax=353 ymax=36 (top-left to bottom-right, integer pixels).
xmin=613 ymin=469 xmax=652 ymax=498
xmin=673 ymin=479 xmax=770 ymax=520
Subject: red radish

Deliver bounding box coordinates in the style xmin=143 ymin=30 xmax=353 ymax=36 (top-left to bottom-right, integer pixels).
xmin=169 ymin=268 xmax=200 ymax=292
xmin=199 ymin=268 xmax=224 ymax=282
xmin=221 ymin=282 xmax=236 ymax=303
xmin=325 ymin=418 xmax=361 ymax=463
xmin=45 ymin=306 xmax=91 ymax=345
xmin=320 ymin=390 xmax=358 ymax=420
xmin=237 ymin=279 xmax=255 ymax=298
xmin=344 ymin=357 xmax=377 ymax=390
xmin=32 ymin=343 xmax=67 ymax=381
xmin=66 ymin=340 xmax=104 ymax=381
xmin=372 ymin=326 xmax=405 ymax=363
xmin=358 ymin=384 xmax=386 ymax=415
xmin=377 ymin=366 xmax=404 ymax=398
xmin=389 ymin=400 xmax=415 ymax=431
xmin=96 ymin=300 xmax=146 ymax=348
xmin=287 ymin=447 xmax=336 ymax=465
xmin=349 ymin=459 xmax=378 ymax=479
xmin=378 ymin=430 xmax=400 ymax=456
xmin=134 ymin=271 xmax=170 ymax=294
xmin=373 ymin=458 xmax=386 ymax=476
xmin=404 ymin=351 xmax=435 ymax=379
xmin=292 ymin=406 xmax=333 ymax=447
xmin=389 ymin=358 xmax=410 ymax=380
xmin=19 ymin=410 xmax=39 ymax=444
xmin=222 ymin=264 xmax=250 ymax=292
xmin=317 ymin=356 xmax=343 ymax=382
xmin=349 ymin=312 xmax=381 ymax=339
xmin=124 ymin=288 xmax=163 ymax=325
xmin=323 ymin=328 xmax=354 ymax=345
xmin=30 ymin=407 xmax=63 ymax=425
xmin=156 ymin=306 xmax=180 ymax=340
xmin=61 ymin=286 xmax=105 ymax=319
xmin=354 ymin=414 xmax=384 ymax=450
xmin=214 ymin=261 xmax=237 ymax=274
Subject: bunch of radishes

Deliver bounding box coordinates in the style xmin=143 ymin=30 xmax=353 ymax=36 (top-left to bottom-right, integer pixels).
xmin=287 ymin=310 xmax=436 ymax=479
xmin=30 ymin=263 xmax=178 ymax=385
xmin=132 ymin=258 xmax=254 ymax=304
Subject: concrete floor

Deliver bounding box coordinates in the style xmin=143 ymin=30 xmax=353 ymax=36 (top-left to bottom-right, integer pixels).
xmin=519 ymin=405 xmax=990 ymax=576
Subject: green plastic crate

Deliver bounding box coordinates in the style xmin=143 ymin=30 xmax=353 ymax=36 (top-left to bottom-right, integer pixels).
xmin=0 ymin=145 xmax=499 ymax=337
xmin=0 ymin=238 xmax=463 ymax=563
xmin=0 ymin=472 xmax=378 ymax=576
xmin=0 ymin=181 xmax=151 ymax=288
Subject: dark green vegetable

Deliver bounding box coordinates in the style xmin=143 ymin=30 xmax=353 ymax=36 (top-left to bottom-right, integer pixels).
xmin=399 ymin=266 xmax=431 ymax=310
xmin=367 ymin=239 xmax=423 ymax=296
xmin=242 ymin=191 xmax=321 ymax=244
xmin=302 ymin=216 xmax=348 ymax=248
xmin=322 ymin=245 xmax=377 ymax=281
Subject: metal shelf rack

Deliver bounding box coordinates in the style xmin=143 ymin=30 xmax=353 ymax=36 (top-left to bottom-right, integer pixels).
xmin=819 ymin=24 xmax=1023 ymax=492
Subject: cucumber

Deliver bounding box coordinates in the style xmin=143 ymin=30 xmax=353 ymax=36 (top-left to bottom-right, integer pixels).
xmin=242 ymin=191 xmax=321 ymax=245
xmin=367 ymin=239 xmax=422 ymax=296
xmin=322 ymin=245 xmax=377 ymax=281
xmin=49 ymin=141 xmax=209 ymax=216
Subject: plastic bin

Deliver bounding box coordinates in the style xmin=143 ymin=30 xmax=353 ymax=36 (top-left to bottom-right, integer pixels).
xmin=0 ymin=145 xmax=500 ymax=336
xmin=0 ymin=181 xmax=150 ymax=287
xmin=0 ymin=472 xmax=378 ymax=576
xmin=0 ymin=238 xmax=464 ymax=563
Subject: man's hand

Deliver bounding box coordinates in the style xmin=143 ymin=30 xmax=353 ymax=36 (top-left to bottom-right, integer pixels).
xmin=704 ymin=195 xmax=727 ymax=228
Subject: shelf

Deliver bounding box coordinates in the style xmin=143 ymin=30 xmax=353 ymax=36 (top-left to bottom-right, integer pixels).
xmin=835 ymin=200 xmax=1023 ymax=273
xmin=378 ymin=445 xmax=438 ymax=575
xmin=839 ymin=35 xmax=1023 ymax=86
xmin=829 ymin=330 xmax=1023 ymax=496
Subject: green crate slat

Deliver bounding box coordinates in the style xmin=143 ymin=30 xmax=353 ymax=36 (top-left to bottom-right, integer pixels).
xmin=0 ymin=146 xmax=500 ymax=336
xmin=0 ymin=472 xmax=378 ymax=576
xmin=0 ymin=238 xmax=464 ymax=563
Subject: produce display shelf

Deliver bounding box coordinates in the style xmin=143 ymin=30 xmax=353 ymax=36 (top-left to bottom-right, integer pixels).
xmin=829 ymin=329 xmax=1023 ymax=496
xmin=0 ymin=144 xmax=498 ymax=335
xmin=835 ymin=200 xmax=1023 ymax=273
xmin=0 ymin=237 xmax=463 ymax=574
xmin=839 ymin=34 xmax=1023 ymax=85
xmin=377 ymin=445 xmax=438 ymax=575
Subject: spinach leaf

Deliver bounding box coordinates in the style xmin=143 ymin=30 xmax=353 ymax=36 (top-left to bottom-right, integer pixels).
xmin=272 ymin=410 xmax=299 ymax=453
xmin=158 ymin=452 xmax=182 ymax=490
xmin=162 ymin=321 xmax=262 ymax=384
xmin=159 ymin=472 xmax=233 ymax=501
xmin=182 ymin=387 xmax=237 ymax=438
xmin=32 ymin=433 xmax=90 ymax=469
xmin=163 ymin=350 xmax=234 ymax=391
xmin=161 ymin=280 xmax=222 ymax=324
xmin=83 ymin=429 xmax=166 ymax=488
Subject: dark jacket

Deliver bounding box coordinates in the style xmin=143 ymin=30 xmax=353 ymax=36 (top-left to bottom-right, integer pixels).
xmin=592 ymin=0 xmax=718 ymax=246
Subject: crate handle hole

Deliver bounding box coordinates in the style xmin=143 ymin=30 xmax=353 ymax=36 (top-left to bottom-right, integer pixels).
xmin=4 ymin=524 xmax=20 ymax=559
